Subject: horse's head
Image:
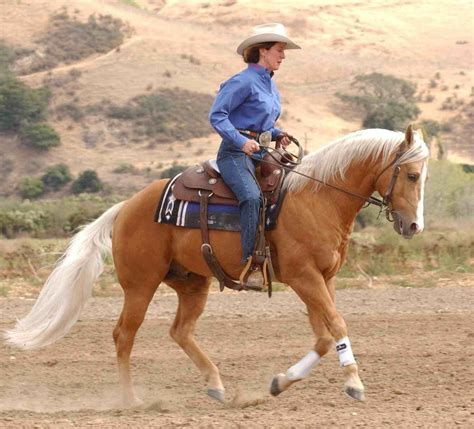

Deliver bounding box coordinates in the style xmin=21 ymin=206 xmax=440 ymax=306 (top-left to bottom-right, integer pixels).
xmin=376 ymin=125 xmax=429 ymax=239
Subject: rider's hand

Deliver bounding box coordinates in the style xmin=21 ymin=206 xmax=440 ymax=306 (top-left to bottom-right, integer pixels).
xmin=242 ymin=139 xmax=260 ymax=156
xmin=276 ymin=132 xmax=291 ymax=147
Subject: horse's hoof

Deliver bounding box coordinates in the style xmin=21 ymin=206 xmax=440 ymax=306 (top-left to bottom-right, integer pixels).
xmin=345 ymin=386 xmax=365 ymax=402
xmin=269 ymin=375 xmax=283 ymax=396
xmin=207 ymin=388 xmax=225 ymax=403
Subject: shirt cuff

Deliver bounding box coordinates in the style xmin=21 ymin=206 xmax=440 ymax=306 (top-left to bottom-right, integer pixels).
xmin=272 ymin=128 xmax=282 ymax=141
xmin=234 ymin=131 xmax=249 ymax=149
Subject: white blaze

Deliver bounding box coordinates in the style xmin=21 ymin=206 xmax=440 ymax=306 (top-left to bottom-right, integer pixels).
xmin=416 ymin=161 xmax=427 ymax=232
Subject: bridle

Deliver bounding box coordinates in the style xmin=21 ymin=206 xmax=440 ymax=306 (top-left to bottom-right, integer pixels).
xmin=252 ymin=138 xmax=407 ymax=222
xmin=373 ymin=148 xmax=405 ymax=222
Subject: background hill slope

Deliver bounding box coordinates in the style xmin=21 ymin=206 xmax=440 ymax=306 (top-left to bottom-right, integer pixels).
xmin=0 ymin=0 xmax=472 ymax=196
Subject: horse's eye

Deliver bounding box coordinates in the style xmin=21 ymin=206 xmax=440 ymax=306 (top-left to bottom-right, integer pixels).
xmin=407 ymin=173 xmax=419 ymax=182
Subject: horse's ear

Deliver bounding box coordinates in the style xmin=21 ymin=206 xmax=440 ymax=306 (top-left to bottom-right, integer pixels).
xmin=405 ymin=124 xmax=414 ymax=146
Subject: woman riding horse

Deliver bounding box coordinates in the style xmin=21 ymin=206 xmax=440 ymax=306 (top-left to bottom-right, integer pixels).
xmin=5 ymin=124 xmax=429 ymax=406
xmin=209 ymin=23 xmax=300 ymax=287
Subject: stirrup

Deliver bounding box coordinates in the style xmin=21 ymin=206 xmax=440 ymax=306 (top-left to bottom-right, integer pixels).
xmin=239 ymin=257 xmax=265 ymax=291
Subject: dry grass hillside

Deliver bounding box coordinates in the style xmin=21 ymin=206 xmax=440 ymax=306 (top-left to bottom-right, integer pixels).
xmin=0 ymin=0 xmax=472 ymax=196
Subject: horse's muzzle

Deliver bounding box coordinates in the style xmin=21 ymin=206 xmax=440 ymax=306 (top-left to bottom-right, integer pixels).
xmin=392 ymin=212 xmax=420 ymax=239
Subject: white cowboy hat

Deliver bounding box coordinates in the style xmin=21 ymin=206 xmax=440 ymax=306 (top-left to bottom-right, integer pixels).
xmin=236 ymin=23 xmax=301 ymax=55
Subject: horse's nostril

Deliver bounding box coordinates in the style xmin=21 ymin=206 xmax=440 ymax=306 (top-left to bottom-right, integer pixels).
xmin=410 ymin=223 xmax=418 ymax=232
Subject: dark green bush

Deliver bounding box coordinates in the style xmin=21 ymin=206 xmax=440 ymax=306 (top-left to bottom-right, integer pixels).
xmin=337 ymin=73 xmax=420 ymax=130
xmin=0 ymin=77 xmax=52 ymax=131
xmin=19 ymin=177 xmax=45 ymax=199
xmin=105 ymin=88 xmax=213 ymax=143
xmin=113 ymin=163 xmax=139 ymax=174
xmin=20 ymin=123 xmax=60 ymax=150
xmin=160 ymin=164 xmax=188 ymax=178
xmin=362 ymin=100 xmax=420 ymax=130
xmin=71 ymin=170 xmax=103 ymax=194
xmin=41 ymin=164 xmax=72 ymax=191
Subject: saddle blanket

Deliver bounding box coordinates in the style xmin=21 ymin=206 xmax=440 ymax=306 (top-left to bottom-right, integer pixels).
xmin=154 ymin=174 xmax=284 ymax=232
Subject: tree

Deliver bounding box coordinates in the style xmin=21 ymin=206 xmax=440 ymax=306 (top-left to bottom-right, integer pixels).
xmin=0 ymin=77 xmax=51 ymax=131
xmin=20 ymin=123 xmax=60 ymax=150
xmin=19 ymin=177 xmax=45 ymax=199
xmin=336 ymin=73 xmax=420 ymax=130
xmin=71 ymin=170 xmax=103 ymax=194
xmin=41 ymin=163 xmax=72 ymax=191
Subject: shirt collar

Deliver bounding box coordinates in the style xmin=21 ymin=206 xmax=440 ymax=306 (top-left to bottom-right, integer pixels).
xmin=248 ymin=63 xmax=274 ymax=78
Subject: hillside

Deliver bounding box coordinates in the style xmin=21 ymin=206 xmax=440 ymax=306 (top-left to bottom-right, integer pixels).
xmin=0 ymin=0 xmax=472 ymax=196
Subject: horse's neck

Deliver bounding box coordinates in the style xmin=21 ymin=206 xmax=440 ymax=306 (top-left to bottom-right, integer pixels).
xmin=294 ymin=159 xmax=377 ymax=235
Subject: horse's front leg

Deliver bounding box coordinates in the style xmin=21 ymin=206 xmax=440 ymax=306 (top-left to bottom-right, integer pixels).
xmin=270 ymin=270 xmax=365 ymax=401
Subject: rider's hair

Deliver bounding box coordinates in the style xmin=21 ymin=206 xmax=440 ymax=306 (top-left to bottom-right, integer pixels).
xmin=243 ymin=42 xmax=276 ymax=63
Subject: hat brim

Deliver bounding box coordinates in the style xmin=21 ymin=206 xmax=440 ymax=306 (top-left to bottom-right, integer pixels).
xmin=236 ymin=34 xmax=301 ymax=55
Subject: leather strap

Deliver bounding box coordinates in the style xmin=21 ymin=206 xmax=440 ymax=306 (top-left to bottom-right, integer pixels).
xmin=199 ymin=190 xmax=250 ymax=292
xmin=237 ymin=129 xmax=261 ymax=140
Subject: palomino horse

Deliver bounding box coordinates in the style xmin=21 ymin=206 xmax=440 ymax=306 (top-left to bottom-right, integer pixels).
xmin=5 ymin=125 xmax=429 ymax=406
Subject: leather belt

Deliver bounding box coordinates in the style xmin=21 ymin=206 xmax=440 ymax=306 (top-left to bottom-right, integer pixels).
xmin=237 ymin=129 xmax=262 ymax=140
xmin=237 ymin=129 xmax=272 ymax=147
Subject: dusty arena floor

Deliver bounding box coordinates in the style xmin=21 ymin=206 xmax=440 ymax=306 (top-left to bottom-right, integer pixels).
xmin=1 ymin=286 xmax=473 ymax=428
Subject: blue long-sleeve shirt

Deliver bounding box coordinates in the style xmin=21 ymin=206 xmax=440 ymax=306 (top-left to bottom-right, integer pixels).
xmin=209 ymin=63 xmax=282 ymax=152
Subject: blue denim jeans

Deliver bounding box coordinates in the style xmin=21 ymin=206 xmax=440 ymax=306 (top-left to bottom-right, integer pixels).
xmin=217 ymin=152 xmax=261 ymax=262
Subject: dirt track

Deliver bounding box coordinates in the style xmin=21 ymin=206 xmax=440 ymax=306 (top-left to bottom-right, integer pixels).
xmin=1 ymin=286 xmax=473 ymax=428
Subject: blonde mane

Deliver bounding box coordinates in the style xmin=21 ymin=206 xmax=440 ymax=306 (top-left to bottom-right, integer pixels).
xmin=285 ymin=128 xmax=429 ymax=194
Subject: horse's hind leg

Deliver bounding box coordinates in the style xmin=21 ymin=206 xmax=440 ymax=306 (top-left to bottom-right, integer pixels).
xmin=167 ymin=275 xmax=225 ymax=403
xmin=113 ymin=281 xmax=160 ymax=407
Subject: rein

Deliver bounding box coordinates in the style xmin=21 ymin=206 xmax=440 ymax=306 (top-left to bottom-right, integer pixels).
xmin=250 ymin=139 xmax=405 ymax=221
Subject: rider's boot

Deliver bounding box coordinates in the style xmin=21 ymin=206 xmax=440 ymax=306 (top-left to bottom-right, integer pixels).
xmin=239 ymin=256 xmax=265 ymax=291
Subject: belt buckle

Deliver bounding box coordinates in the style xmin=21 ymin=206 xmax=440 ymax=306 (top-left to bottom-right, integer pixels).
xmin=258 ymin=131 xmax=272 ymax=147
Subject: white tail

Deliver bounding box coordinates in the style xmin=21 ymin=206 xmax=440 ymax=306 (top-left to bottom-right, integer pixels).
xmin=4 ymin=201 xmax=125 ymax=350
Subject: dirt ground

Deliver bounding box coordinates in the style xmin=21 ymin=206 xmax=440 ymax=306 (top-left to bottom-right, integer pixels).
xmin=1 ymin=285 xmax=473 ymax=428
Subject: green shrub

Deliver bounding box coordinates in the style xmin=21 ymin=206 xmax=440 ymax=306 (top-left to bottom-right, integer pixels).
xmin=32 ymin=12 xmax=131 ymax=72
xmin=0 ymin=41 xmax=34 ymax=77
xmin=19 ymin=177 xmax=45 ymax=199
xmin=342 ymin=228 xmax=474 ymax=277
xmin=0 ymin=194 xmax=123 ymax=237
xmin=336 ymin=73 xmax=420 ymax=130
xmin=113 ymin=163 xmax=138 ymax=174
xmin=55 ymin=102 xmax=84 ymax=121
xmin=41 ymin=164 xmax=72 ymax=191
xmin=419 ymin=119 xmax=441 ymax=143
xmin=0 ymin=77 xmax=52 ymax=131
xmin=362 ymin=100 xmax=419 ymax=130
xmin=20 ymin=123 xmax=60 ymax=150
xmin=160 ymin=164 xmax=188 ymax=178
xmin=105 ymin=88 xmax=213 ymax=143
xmin=119 ymin=0 xmax=140 ymax=7
xmin=71 ymin=170 xmax=103 ymax=194
xmin=0 ymin=209 xmax=49 ymax=237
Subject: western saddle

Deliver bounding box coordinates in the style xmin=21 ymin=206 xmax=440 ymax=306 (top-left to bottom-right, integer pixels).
xmin=172 ymin=150 xmax=292 ymax=295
